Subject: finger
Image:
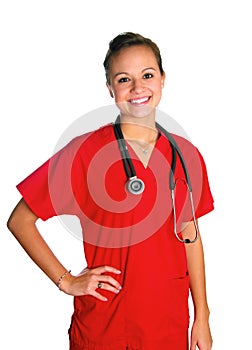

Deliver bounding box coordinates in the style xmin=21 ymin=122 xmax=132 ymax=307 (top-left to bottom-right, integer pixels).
xmin=85 ymin=270 xmax=121 ymax=290
xmin=94 ymin=265 xmax=121 ymax=275
xmin=190 ymin=340 xmax=196 ymax=350
xmin=98 ymin=274 xmax=122 ymax=290
xmin=96 ymin=281 xmax=121 ymax=295
xmin=91 ymin=290 xmax=108 ymax=302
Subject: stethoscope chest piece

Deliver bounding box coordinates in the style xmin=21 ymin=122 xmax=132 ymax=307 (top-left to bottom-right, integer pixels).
xmin=126 ymin=176 xmax=145 ymax=195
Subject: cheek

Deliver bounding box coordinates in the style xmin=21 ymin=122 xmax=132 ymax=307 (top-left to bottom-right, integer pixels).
xmin=113 ymin=88 xmax=128 ymax=102
xmin=150 ymin=83 xmax=163 ymax=106
xmin=152 ymin=82 xmax=163 ymax=98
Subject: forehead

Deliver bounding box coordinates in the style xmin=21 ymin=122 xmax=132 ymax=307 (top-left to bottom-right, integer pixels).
xmin=110 ymin=45 xmax=158 ymax=72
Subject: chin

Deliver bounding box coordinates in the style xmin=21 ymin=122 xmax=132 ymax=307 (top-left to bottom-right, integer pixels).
xmin=117 ymin=102 xmax=156 ymax=119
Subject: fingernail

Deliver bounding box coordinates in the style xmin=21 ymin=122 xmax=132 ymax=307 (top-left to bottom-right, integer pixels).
xmin=103 ymin=298 xmax=108 ymax=301
xmin=116 ymin=270 xmax=121 ymax=274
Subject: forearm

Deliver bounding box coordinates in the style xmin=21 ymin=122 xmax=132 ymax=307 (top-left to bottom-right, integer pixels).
xmin=7 ymin=199 xmax=68 ymax=287
xmin=186 ymin=236 xmax=210 ymax=319
xmin=182 ymin=222 xmax=210 ymax=320
xmin=7 ymin=199 xmax=122 ymax=300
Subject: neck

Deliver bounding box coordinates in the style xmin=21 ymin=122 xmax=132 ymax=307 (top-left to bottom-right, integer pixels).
xmin=120 ymin=114 xmax=157 ymax=144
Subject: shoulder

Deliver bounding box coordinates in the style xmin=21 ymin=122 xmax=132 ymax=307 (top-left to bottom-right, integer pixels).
xmin=54 ymin=123 xmax=114 ymax=157
xmin=159 ymin=129 xmax=199 ymax=158
xmin=159 ymin=130 xmax=208 ymax=173
xmin=170 ymin=133 xmax=204 ymax=161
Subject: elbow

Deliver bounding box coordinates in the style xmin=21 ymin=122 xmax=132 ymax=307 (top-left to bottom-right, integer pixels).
xmin=7 ymin=212 xmax=19 ymax=235
xmin=7 ymin=199 xmax=38 ymax=235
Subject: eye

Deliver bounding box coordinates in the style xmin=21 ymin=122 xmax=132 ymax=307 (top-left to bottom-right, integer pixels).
xmin=143 ymin=73 xmax=153 ymax=79
xmin=118 ymin=77 xmax=130 ymax=83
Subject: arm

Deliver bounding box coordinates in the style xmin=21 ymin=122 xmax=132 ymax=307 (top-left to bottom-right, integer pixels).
xmin=7 ymin=199 xmax=122 ymax=300
xmin=182 ymin=221 xmax=213 ymax=350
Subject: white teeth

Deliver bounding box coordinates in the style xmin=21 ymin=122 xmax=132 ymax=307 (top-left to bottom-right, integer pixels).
xmin=131 ymin=97 xmax=149 ymax=104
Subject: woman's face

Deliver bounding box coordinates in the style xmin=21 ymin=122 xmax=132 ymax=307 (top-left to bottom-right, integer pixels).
xmin=107 ymin=45 xmax=165 ymax=119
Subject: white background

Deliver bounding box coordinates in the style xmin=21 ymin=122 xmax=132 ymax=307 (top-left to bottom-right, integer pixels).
xmin=1 ymin=0 xmax=251 ymax=349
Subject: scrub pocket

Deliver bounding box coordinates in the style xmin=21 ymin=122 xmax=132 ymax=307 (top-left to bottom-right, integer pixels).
xmin=167 ymin=272 xmax=190 ymax=328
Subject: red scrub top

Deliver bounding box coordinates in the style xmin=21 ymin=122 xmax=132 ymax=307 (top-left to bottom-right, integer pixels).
xmin=17 ymin=123 xmax=214 ymax=350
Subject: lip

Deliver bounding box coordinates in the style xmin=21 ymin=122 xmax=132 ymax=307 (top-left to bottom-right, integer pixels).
xmin=129 ymin=96 xmax=151 ymax=106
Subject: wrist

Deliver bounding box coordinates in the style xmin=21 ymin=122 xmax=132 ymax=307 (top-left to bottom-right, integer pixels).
xmin=194 ymin=306 xmax=210 ymax=322
xmin=57 ymin=270 xmax=72 ymax=292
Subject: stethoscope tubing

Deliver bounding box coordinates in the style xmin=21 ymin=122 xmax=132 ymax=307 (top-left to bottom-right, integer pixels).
xmin=155 ymin=122 xmax=192 ymax=192
xmin=113 ymin=117 xmax=199 ymax=244
xmin=113 ymin=120 xmax=136 ymax=179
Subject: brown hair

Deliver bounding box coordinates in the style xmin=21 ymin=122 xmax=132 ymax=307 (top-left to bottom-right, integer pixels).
xmin=103 ymin=32 xmax=164 ymax=84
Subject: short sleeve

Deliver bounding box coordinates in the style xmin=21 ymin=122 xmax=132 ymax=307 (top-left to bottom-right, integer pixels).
xmin=170 ymin=134 xmax=214 ymax=225
xmin=179 ymin=147 xmax=214 ymax=224
xmin=194 ymin=148 xmax=214 ymax=218
xmin=17 ymin=135 xmax=86 ymax=221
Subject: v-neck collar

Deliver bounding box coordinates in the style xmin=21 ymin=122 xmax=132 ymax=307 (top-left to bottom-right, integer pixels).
xmin=125 ymin=132 xmax=163 ymax=170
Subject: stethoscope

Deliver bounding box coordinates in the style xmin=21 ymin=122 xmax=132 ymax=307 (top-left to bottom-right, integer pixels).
xmin=113 ymin=116 xmax=199 ymax=244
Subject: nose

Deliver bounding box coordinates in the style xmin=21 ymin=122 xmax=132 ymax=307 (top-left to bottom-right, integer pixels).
xmin=131 ymin=78 xmax=145 ymax=94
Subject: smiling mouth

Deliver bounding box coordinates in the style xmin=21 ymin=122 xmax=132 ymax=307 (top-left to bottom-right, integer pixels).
xmin=129 ymin=96 xmax=151 ymax=105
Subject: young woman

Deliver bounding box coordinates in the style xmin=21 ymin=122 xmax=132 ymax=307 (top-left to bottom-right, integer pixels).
xmin=7 ymin=32 xmax=214 ymax=350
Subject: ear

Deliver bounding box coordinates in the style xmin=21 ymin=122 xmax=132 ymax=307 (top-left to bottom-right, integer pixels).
xmin=161 ymin=72 xmax=166 ymax=89
xmin=106 ymin=83 xmax=114 ymax=98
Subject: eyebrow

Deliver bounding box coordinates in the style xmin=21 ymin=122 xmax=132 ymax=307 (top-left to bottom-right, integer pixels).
xmin=113 ymin=67 xmax=157 ymax=78
xmin=142 ymin=67 xmax=157 ymax=72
